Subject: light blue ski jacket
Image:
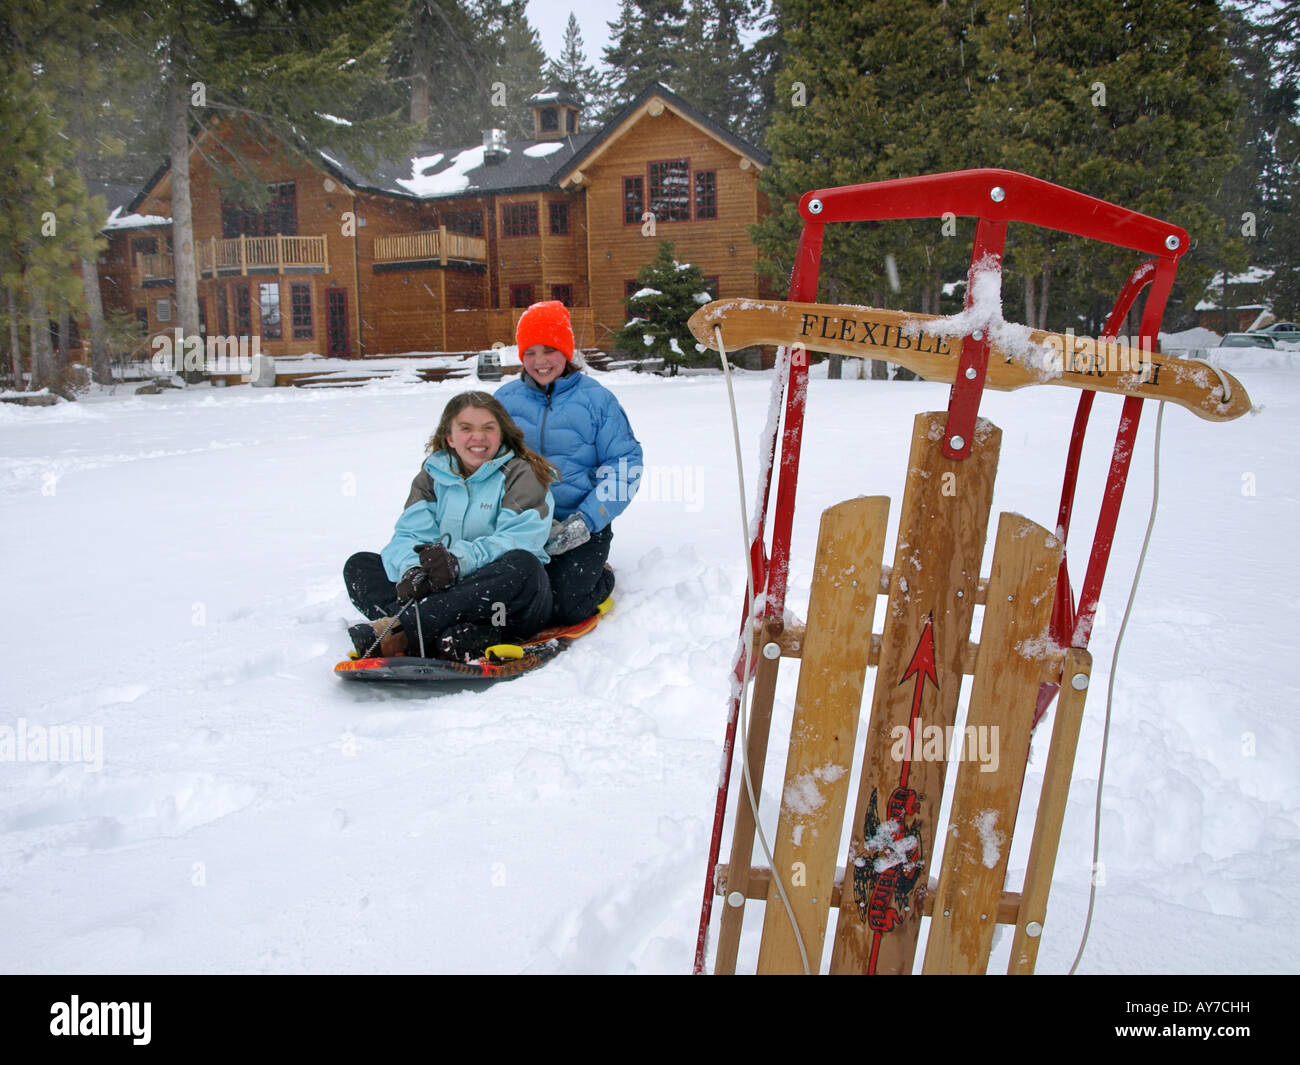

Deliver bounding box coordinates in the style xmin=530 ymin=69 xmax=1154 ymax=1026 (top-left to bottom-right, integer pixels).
xmin=380 ymin=449 xmax=553 ymax=581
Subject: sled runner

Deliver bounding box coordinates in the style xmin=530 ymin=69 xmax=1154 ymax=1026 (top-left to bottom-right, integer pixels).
xmin=334 ymin=608 xmax=605 ymax=684
xmin=688 ymin=168 xmax=1252 ymax=975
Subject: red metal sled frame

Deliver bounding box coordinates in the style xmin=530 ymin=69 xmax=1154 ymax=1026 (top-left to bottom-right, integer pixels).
xmin=694 ymin=169 xmax=1188 ymax=973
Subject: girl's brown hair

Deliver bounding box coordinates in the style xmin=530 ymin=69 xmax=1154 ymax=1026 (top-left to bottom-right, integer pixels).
xmin=426 ymin=391 xmax=558 ymax=487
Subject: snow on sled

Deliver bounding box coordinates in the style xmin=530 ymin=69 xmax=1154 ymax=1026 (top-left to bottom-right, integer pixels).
xmin=334 ymin=607 xmax=605 ymax=684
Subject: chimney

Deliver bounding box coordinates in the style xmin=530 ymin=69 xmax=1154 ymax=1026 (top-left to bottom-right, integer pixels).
xmin=482 ymin=129 xmax=508 ymax=165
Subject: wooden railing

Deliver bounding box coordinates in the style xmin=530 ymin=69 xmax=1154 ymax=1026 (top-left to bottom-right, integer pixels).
xmin=373 ymin=226 xmax=487 ymax=265
xmin=136 ymin=253 xmax=174 ymax=285
xmin=195 ymin=234 xmax=330 ymax=276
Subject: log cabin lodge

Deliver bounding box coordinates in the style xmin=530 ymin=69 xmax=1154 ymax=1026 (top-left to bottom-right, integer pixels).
xmin=91 ymin=83 xmax=772 ymax=364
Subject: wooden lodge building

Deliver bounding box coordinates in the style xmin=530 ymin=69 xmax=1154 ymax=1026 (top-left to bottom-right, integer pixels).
xmin=97 ymin=83 xmax=772 ymax=360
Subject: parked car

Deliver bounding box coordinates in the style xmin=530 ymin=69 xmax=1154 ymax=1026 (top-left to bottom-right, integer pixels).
xmin=1218 ymin=333 xmax=1276 ymax=348
xmin=1251 ymin=321 xmax=1300 ymax=343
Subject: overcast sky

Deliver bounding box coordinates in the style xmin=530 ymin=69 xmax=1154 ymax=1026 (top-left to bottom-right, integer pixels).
xmin=526 ymin=0 xmax=624 ymax=66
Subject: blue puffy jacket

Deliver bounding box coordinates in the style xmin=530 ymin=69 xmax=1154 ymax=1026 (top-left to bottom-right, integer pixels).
xmin=380 ymin=449 xmax=553 ymax=581
xmin=496 ymin=368 xmax=643 ymax=532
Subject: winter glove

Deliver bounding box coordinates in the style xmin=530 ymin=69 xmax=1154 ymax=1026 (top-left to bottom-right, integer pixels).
xmin=416 ymin=542 xmax=460 ymax=590
xmin=545 ymin=514 xmax=591 ymax=556
xmin=396 ymin=565 xmax=435 ymax=600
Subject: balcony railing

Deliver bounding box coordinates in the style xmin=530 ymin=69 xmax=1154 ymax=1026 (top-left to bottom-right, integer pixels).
xmin=197 ymin=234 xmax=329 ymax=276
xmin=373 ymin=226 xmax=487 ymax=265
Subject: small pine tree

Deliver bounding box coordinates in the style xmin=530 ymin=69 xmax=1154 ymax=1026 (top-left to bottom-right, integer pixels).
xmin=614 ymin=241 xmax=714 ymax=374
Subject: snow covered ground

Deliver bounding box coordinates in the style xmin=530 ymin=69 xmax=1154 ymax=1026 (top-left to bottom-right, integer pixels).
xmin=1 ymin=358 xmax=1296 ymax=974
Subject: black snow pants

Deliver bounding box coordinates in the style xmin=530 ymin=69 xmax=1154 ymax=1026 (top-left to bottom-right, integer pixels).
xmin=343 ymin=549 xmax=552 ymax=655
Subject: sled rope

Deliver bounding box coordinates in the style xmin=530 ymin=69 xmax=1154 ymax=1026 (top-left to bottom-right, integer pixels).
xmin=1069 ymin=400 xmax=1166 ymax=974
xmin=716 ymin=324 xmax=812 ymax=975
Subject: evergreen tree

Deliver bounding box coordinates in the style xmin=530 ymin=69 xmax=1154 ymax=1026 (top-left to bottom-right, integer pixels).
xmin=484 ymin=1 xmax=549 ymax=138
xmin=1 ymin=0 xmax=108 ymax=395
xmin=614 ymin=241 xmax=714 ymax=372
xmin=601 ymin=0 xmax=688 ymax=118
xmin=546 ymin=12 xmax=611 ymax=117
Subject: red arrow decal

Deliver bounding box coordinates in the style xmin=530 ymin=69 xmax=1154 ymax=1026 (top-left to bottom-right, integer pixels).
xmin=897 ymin=614 xmax=938 ymax=789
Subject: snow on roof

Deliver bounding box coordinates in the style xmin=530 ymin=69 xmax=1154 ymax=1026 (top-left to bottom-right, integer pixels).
xmin=396 ymin=145 xmax=488 ymax=196
xmin=523 ymin=142 xmax=564 ymax=158
xmin=1206 ymin=266 xmax=1274 ymax=287
xmin=317 ymin=112 xmax=353 ymax=127
xmin=104 ymin=205 xmax=170 ymax=230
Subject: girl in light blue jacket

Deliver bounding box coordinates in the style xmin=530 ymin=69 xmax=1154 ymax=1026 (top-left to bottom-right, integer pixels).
xmin=344 ymin=392 xmax=557 ymax=661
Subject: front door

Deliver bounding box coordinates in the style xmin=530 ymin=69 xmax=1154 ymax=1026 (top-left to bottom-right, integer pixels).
xmin=326 ymin=289 xmax=350 ymax=357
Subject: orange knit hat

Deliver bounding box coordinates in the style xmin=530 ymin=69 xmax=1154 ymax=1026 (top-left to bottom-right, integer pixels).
xmin=516 ymin=301 xmax=574 ymax=360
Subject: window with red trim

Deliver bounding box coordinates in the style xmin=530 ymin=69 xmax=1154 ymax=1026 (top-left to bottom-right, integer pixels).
xmin=549 ymin=201 xmax=569 ymax=236
xmin=291 ymin=282 xmax=313 ymax=340
xmin=259 ymin=282 xmax=281 ymax=340
xmin=623 ymin=177 xmax=643 ymax=225
xmin=649 ymin=159 xmax=690 ymax=222
xmin=510 ymin=284 xmax=534 ymax=308
xmin=695 ymin=170 xmax=717 ymax=220
xmin=235 ymin=285 xmax=251 ymax=335
xmin=551 ymin=284 xmax=572 ymax=307
xmin=501 ymin=203 xmax=539 ymax=237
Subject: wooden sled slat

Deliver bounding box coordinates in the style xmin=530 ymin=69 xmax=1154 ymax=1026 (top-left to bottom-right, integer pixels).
xmin=755 ymin=497 xmax=890 ymax=974
xmin=829 ymin=412 xmax=1000 ymax=975
xmin=1008 ymin=646 xmax=1091 ymax=975
xmin=689 ymin=299 xmax=1250 ymax=422
xmin=921 ymin=513 xmax=1063 ymax=975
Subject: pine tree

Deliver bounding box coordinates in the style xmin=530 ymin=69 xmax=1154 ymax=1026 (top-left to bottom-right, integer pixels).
xmin=0 ymin=0 xmax=106 ymax=395
xmin=601 ymin=0 xmax=688 ymax=117
xmin=546 ymin=12 xmax=610 ymax=116
xmin=614 ymin=240 xmax=713 ymax=373
xmin=484 ymin=1 xmax=549 ymax=138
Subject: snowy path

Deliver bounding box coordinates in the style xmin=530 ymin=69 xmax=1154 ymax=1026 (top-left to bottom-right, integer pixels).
xmin=1 ymin=364 xmax=1296 ymax=973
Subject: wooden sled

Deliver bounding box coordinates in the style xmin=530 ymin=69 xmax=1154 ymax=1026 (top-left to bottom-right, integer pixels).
xmin=688 ymin=169 xmax=1251 ymax=975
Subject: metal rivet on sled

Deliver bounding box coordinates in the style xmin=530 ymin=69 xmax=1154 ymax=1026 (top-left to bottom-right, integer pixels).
xmin=1026 ymin=921 xmax=1044 ymax=938
xmin=965 ymin=366 xmax=978 ymax=379
xmin=1071 ymin=672 xmax=1090 ymax=691
xmin=727 ymin=890 xmax=746 ymax=908
xmin=1164 ymin=234 xmax=1181 ymax=251
xmin=949 ymin=434 xmax=965 ymax=450
xmin=762 ymin=641 xmax=781 ymax=660
xmin=956 ymin=589 xmax=965 ymax=598
xmin=808 ymin=198 xmax=824 ymax=215
xmin=989 ymin=186 xmax=1006 ymax=203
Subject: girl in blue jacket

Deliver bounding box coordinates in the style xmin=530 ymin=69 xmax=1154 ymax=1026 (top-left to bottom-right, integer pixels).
xmin=343 ymin=392 xmax=557 ymax=661
xmin=497 ymin=301 xmax=643 ymax=624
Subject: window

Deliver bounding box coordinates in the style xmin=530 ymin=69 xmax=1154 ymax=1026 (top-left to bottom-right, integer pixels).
xmin=500 ymin=203 xmax=538 ymax=237
xmin=235 ymin=285 xmax=251 ymax=335
xmin=221 ymin=182 xmax=298 ymax=238
xmin=291 ymin=283 xmax=313 ymax=340
xmin=67 ymin=319 xmax=80 ymax=349
xmin=131 ymin=237 xmax=158 ymax=257
xmin=540 ymin=107 xmax=558 ymax=132
xmin=217 ymin=287 xmax=229 ymax=336
xmin=156 ymin=297 xmax=171 ymax=322
xmin=549 ymin=201 xmax=569 ymax=236
xmin=649 ymin=159 xmax=690 ymax=222
xmin=510 ymin=284 xmax=534 ymax=308
xmin=444 ymin=209 xmax=483 ymax=237
xmin=566 ymin=110 xmax=576 ymax=133
xmin=135 ymin=307 xmax=148 ymax=336
xmin=551 ymin=284 xmax=572 ymax=307
xmin=259 ymin=282 xmax=281 ymax=340
xmin=623 ymin=177 xmax=643 ymax=225
xmin=695 ymin=170 xmax=717 ymax=220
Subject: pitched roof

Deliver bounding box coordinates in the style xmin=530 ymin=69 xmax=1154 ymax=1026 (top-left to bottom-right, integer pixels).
xmin=317 ymin=131 xmax=599 ymax=201
xmin=556 ymin=82 xmax=770 ymax=184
